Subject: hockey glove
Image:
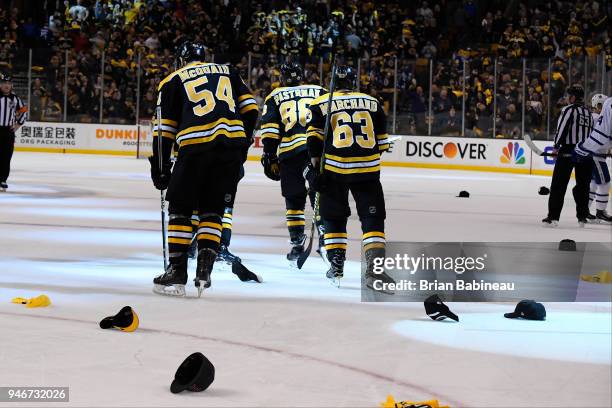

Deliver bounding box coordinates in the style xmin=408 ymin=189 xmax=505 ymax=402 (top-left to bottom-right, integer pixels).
xmin=303 ymin=162 xmax=328 ymax=193
xmin=148 ymin=156 xmax=172 ymax=190
xmin=572 ymin=145 xmax=591 ymax=164
xmin=261 ymin=152 xmax=281 ymax=181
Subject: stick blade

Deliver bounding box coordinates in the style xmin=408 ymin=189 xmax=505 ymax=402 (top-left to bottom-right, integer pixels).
xmin=297 ymin=237 xmax=313 ymax=269
xmin=297 ymin=223 xmax=316 ymax=269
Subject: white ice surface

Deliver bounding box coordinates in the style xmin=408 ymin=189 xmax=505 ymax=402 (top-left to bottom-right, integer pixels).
xmin=0 ymin=153 xmax=610 ymax=408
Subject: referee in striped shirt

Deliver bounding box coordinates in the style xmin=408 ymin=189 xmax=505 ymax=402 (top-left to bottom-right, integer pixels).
xmin=543 ymin=85 xmax=594 ymax=227
xmin=0 ymin=73 xmax=27 ymax=191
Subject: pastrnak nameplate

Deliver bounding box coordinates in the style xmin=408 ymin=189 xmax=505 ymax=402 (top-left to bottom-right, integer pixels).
xmin=361 ymin=242 xmax=612 ymax=302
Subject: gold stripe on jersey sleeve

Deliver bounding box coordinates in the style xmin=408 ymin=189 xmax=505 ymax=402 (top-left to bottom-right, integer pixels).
xmin=239 ymin=104 xmax=259 ymax=114
xmin=238 ymin=94 xmax=254 ymax=102
xmin=177 ymin=118 xmax=244 ymax=137
xmin=152 ymin=118 xmax=179 ymax=127
xmin=261 ymin=132 xmax=280 ymax=140
xmin=261 ymin=122 xmax=280 ymax=129
xmin=325 ymin=153 xmax=380 ymax=163
xmin=156 ymin=131 xmax=176 ymax=140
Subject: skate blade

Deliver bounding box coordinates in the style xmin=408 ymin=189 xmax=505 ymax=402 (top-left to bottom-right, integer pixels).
xmin=194 ymin=280 xmax=211 ymax=297
xmin=542 ymin=222 xmax=558 ymax=228
xmin=153 ymin=284 xmax=186 ymax=297
xmin=328 ymin=276 xmax=342 ymax=288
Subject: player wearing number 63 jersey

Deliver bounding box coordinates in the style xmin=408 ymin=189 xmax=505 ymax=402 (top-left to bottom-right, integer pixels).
xmin=259 ymin=62 xmax=326 ymax=263
xmin=305 ymin=65 xmax=395 ymax=289
xmin=150 ymin=41 xmax=258 ymax=297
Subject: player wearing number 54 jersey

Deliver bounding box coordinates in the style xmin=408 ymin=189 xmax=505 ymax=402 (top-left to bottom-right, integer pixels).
xmin=305 ymin=66 xmax=395 ymax=288
xmin=149 ymin=42 xmax=258 ymax=297
xmin=259 ymin=62 xmax=326 ymax=263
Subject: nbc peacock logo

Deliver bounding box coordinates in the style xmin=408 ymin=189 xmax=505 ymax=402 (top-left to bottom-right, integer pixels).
xmin=500 ymin=142 xmax=526 ymax=165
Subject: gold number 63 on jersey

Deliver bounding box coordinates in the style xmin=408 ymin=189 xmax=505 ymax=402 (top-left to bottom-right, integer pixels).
xmin=331 ymin=111 xmax=375 ymax=149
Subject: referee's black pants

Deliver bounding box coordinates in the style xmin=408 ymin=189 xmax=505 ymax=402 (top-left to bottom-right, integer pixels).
xmin=0 ymin=127 xmax=15 ymax=182
xmin=547 ymin=144 xmax=593 ymax=220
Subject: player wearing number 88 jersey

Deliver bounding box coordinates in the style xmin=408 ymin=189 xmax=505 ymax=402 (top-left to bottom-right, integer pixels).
xmin=150 ymin=41 xmax=258 ymax=296
xmin=305 ymin=65 xmax=394 ymax=288
xmin=259 ymin=62 xmax=327 ymax=263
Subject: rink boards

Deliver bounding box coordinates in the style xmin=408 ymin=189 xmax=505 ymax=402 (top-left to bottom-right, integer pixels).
xmin=14 ymin=121 xmax=562 ymax=175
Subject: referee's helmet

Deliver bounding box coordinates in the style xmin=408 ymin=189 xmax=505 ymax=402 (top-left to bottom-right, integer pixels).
xmin=566 ymin=85 xmax=584 ymax=102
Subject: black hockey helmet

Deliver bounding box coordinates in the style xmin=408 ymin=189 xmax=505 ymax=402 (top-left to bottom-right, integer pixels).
xmin=335 ymin=65 xmax=356 ymax=90
xmin=280 ymin=62 xmax=303 ymax=86
xmin=566 ymin=84 xmax=584 ymax=102
xmin=176 ymin=41 xmax=207 ymax=66
xmin=0 ymin=72 xmax=12 ymax=82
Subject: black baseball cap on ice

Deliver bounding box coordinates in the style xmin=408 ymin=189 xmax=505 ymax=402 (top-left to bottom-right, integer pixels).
xmin=504 ymin=300 xmax=546 ymax=320
xmin=424 ymin=294 xmax=459 ymax=322
xmin=170 ymin=352 xmax=215 ymax=394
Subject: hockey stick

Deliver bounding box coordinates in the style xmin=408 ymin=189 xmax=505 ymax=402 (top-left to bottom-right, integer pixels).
xmin=523 ymin=133 xmax=612 ymax=158
xmin=297 ymin=50 xmax=339 ymax=269
xmin=156 ymin=106 xmax=169 ymax=271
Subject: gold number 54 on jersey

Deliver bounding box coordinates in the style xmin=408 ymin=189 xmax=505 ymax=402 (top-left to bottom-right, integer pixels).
xmin=184 ymin=76 xmax=236 ymax=117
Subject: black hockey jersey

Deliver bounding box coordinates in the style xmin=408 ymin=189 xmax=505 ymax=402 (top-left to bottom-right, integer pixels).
xmin=306 ymin=91 xmax=390 ymax=182
xmin=259 ymin=84 xmax=326 ymax=160
xmin=153 ymin=62 xmax=258 ymax=161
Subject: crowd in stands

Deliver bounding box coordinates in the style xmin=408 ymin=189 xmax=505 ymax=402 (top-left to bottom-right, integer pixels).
xmin=0 ymin=0 xmax=610 ymax=138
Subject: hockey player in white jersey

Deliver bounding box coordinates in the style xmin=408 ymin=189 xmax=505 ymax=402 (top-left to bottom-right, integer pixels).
xmin=575 ymin=96 xmax=612 ymax=223
xmin=585 ymin=94 xmax=611 ymax=223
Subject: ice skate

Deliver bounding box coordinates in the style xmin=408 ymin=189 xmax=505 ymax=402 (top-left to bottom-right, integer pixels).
xmin=287 ymin=233 xmax=306 ymax=265
xmin=153 ymin=255 xmax=187 ymax=297
xmin=578 ymin=217 xmax=589 ymax=228
xmin=325 ymin=249 xmax=345 ymax=287
xmin=542 ymin=217 xmax=559 ymax=227
xmin=364 ymin=248 xmax=395 ymax=295
xmin=195 ymin=248 xmax=216 ymax=297
xmin=0 ymin=182 xmax=7 ymax=192
xmin=595 ymin=210 xmax=612 ymax=224
xmin=217 ymin=244 xmax=242 ymax=265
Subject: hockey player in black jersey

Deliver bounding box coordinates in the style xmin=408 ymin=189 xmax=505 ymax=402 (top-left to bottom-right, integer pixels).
xmin=149 ymin=42 xmax=258 ymax=297
xmin=305 ymin=66 xmax=395 ymax=289
xmin=259 ymin=62 xmax=326 ymax=264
